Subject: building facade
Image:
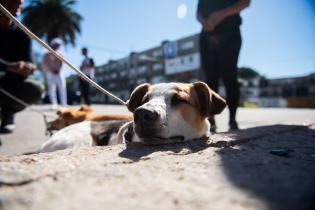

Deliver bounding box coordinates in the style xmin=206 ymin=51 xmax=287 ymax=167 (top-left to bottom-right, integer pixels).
xmin=259 ymin=74 xmax=315 ymax=108
xmin=67 ymin=32 xmax=315 ymax=108
xmin=236 ymin=73 xmax=315 ymax=108
xmin=90 ymin=33 xmax=201 ymax=103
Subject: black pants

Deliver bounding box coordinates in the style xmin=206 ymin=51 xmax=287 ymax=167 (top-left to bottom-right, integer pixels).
xmin=199 ymin=28 xmax=241 ymax=121
xmin=79 ymin=78 xmax=91 ymax=105
xmin=0 ymin=73 xmax=43 ymax=125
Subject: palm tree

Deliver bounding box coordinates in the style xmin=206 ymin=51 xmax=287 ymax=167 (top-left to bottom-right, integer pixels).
xmin=22 ymin=0 xmax=82 ymax=46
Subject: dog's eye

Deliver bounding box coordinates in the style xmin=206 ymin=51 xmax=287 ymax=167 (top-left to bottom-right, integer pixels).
xmin=171 ymin=95 xmax=189 ymax=106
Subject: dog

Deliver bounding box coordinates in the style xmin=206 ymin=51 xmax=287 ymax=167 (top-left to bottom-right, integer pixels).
xmin=47 ymin=105 xmax=132 ymax=131
xmin=40 ymin=82 xmax=226 ymax=153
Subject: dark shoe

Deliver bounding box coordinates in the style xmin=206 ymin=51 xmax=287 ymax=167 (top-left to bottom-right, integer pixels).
xmin=210 ymin=124 xmax=217 ymax=133
xmin=0 ymin=113 xmax=15 ymax=133
xmin=229 ymin=120 xmax=239 ymax=131
xmin=208 ymin=117 xmax=216 ymax=133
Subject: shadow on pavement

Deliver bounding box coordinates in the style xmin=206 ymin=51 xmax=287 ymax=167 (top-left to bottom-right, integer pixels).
xmin=119 ymin=137 xmax=209 ymax=161
xmin=119 ymin=124 xmax=315 ymax=210
xmin=217 ymin=124 xmax=315 ymax=210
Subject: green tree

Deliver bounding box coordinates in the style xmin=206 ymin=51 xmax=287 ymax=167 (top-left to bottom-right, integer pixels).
xmin=22 ymin=0 xmax=82 ymax=46
xmin=238 ymin=67 xmax=260 ymax=79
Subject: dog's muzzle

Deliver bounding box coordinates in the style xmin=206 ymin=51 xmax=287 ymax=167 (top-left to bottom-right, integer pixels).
xmin=134 ymin=107 xmax=159 ymax=126
xmin=133 ymin=107 xmax=185 ymax=144
xmin=133 ymin=107 xmax=161 ymax=136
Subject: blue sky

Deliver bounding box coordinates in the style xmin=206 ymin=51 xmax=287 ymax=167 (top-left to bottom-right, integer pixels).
xmin=29 ymin=0 xmax=315 ymax=79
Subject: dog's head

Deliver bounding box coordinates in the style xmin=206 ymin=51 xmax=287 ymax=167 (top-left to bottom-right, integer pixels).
xmin=126 ymin=81 xmax=226 ymax=144
xmin=47 ymin=106 xmax=92 ymax=130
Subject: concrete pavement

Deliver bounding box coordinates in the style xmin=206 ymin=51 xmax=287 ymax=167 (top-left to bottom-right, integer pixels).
xmin=0 ymin=105 xmax=315 ymax=210
xmin=0 ymin=105 xmax=314 ymax=156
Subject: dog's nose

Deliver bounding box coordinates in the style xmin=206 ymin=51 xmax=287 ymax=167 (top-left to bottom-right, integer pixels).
xmin=134 ymin=108 xmax=159 ymax=125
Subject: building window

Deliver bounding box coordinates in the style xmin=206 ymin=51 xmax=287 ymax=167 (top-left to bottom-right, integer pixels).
xmin=137 ymin=78 xmax=147 ymax=84
xmin=137 ymin=66 xmax=147 ymax=74
xmin=180 ymin=40 xmax=194 ymax=51
xmin=152 ymin=49 xmax=163 ymax=57
xmin=151 ymin=76 xmax=166 ymax=84
xmin=180 ymin=58 xmax=185 ymax=64
xmin=153 ymin=63 xmax=163 ymax=71
xmin=282 ymin=88 xmax=293 ymax=97
xmin=109 ymin=83 xmax=116 ymax=88
xmin=120 ymin=71 xmax=127 ymax=77
xmin=110 ymin=63 xmax=117 ymax=69
xmin=296 ymin=86 xmax=308 ymax=96
xmin=110 ymin=73 xmax=118 ymax=79
xmin=129 ymin=69 xmax=136 ymax=77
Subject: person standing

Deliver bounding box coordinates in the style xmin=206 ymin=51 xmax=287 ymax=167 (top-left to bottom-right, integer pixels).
xmin=42 ymin=38 xmax=67 ymax=109
xmin=79 ymin=47 xmax=95 ymax=106
xmin=0 ymin=0 xmax=43 ymax=133
xmin=197 ymin=0 xmax=250 ymax=132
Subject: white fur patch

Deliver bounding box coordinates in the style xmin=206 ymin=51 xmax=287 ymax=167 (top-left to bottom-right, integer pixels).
xmin=40 ymin=121 xmax=93 ymax=153
xmin=168 ymin=109 xmax=209 ymax=140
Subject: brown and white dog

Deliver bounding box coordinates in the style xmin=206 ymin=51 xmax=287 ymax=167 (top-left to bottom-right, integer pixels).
xmin=47 ymin=105 xmax=132 ymax=131
xmin=40 ymin=82 xmax=226 ymax=153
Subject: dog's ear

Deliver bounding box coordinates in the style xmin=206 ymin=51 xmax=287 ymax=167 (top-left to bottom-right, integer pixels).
xmin=193 ymin=81 xmax=226 ymax=117
xmin=126 ymin=83 xmax=151 ymax=112
xmin=78 ymin=105 xmax=92 ymax=113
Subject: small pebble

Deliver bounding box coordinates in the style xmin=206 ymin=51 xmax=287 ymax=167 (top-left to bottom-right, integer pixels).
xmin=270 ymin=147 xmax=293 ymax=157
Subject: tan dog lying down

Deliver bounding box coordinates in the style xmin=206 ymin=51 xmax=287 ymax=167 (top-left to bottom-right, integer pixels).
xmin=40 ymin=82 xmax=226 ymax=153
xmin=47 ymin=105 xmax=132 ymax=131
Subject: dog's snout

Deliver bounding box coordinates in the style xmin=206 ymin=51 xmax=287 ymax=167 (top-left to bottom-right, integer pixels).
xmin=134 ymin=108 xmax=159 ymax=125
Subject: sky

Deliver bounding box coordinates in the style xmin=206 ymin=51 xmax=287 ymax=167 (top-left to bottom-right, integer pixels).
xmin=29 ymin=0 xmax=315 ymax=79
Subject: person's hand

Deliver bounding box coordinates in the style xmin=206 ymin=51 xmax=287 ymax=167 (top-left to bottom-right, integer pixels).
xmin=7 ymin=61 xmax=35 ymax=77
xmin=203 ymin=10 xmax=228 ymax=32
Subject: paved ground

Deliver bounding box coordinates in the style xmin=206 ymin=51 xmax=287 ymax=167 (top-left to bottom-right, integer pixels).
xmin=0 ymin=106 xmax=315 ymax=210
xmin=0 ymin=105 xmax=314 ymax=156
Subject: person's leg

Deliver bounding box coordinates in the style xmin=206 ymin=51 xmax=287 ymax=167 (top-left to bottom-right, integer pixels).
xmin=0 ymin=86 xmax=16 ymax=133
xmin=199 ymin=32 xmax=220 ymax=132
xmin=0 ymin=78 xmax=43 ymax=132
xmin=80 ymin=78 xmax=90 ymax=105
xmin=84 ymin=77 xmax=91 ymax=106
xmin=84 ymin=83 xmax=91 ymax=106
xmin=46 ymin=72 xmax=58 ymax=108
xmin=217 ymin=29 xmax=242 ymax=130
xmin=222 ymin=69 xmax=239 ymax=129
xmin=56 ymin=74 xmax=67 ymax=106
xmin=0 ymin=74 xmax=23 ymax=132
xmin=79 ymin=78 xmax=85 ymax=105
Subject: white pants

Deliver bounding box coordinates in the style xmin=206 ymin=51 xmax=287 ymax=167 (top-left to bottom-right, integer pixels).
xmin=45 ymin=71 xmax=67 ymax=106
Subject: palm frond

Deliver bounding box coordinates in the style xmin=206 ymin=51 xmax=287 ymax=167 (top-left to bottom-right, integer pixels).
xmin=22 ymin=0 xmax=82 ymax=46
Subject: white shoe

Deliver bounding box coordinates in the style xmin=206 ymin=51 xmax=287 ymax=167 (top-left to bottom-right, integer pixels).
xmin=0 ymin=124 xmax=15 ymax=133
xmin=51 ymin=104 xmax=58 ymax=110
